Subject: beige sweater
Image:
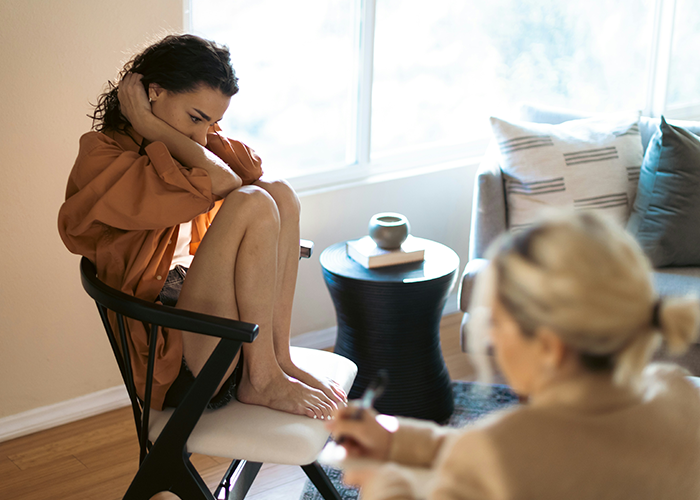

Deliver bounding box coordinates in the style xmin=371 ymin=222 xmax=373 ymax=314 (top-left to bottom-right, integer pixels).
xmin=361 ymin=364 xmax=700 ymax=500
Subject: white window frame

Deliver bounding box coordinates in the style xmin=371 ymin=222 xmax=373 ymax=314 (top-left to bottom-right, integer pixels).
xmin=185 ymin=0 xmax=699 ymax=193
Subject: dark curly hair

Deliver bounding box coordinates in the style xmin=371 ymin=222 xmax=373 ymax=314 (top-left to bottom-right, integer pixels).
xmin=90 ymin=34 xmax=239 ymax=133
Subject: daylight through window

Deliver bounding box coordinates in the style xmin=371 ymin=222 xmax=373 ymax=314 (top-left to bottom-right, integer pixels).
xmin=190 ymin=0 xmax=699 ymax=188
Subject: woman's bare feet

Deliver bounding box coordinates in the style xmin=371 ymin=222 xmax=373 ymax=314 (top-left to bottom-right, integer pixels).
xmin=236 ymin=365 xmax=338 ymax=420
xmin=278 ymin=359 xmax=348 ymax=407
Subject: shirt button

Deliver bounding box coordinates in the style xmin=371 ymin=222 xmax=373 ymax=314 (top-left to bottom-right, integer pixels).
xmin=156 ymin=275 xmax=162 ymax=280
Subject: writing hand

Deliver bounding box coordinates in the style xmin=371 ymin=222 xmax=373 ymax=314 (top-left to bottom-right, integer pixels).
xmin=326 ymin=406 xmax=396 ymax=461
xmin=342 ymin=466 xmax=379 ymax=489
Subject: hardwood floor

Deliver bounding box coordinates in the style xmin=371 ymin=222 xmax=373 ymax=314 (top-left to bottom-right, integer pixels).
xmin=0 ymin=312 xmax=481 ymax=500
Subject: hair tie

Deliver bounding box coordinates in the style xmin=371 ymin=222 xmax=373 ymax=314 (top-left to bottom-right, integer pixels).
xmin=651 ymin=299 xmax=663 ymax=328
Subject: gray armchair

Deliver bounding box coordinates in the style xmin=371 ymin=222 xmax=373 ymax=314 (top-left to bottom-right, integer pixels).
xmin=457 ymin=104 xmax=700 ymax=371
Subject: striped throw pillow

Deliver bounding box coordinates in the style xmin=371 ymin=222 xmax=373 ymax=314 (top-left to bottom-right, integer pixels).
xmin=490 ymin=114 xmax=643 ymax=231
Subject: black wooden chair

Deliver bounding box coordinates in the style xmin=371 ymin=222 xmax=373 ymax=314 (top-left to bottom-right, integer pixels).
xmin=79 ymin=246 xmax=357 ymax=500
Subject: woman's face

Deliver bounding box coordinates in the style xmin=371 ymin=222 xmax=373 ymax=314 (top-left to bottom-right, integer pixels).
xmin=149 ymin=84 xmax=231 ymax=147
xmin=488 ymin=296 xmax=543 ymax=396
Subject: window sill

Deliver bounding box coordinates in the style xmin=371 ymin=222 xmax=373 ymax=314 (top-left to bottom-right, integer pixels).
xmin=291 ymin=138 xmax=489 ymax=197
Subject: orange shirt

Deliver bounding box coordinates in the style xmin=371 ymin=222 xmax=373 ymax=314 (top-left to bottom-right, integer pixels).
xmin=58 ymin=125 xmax=263 ymax=409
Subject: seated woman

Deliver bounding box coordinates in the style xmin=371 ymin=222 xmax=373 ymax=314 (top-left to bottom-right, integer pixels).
xmin=328 ymin=211 xmax=700 ymax=499
xmin=58 ymin=34 xmax=345 ymax=419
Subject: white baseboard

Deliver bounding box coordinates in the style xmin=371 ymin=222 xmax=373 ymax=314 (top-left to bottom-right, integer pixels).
xmin=443 ymin=291 xmax=461 ymax=317
xmin=0 ymin=385 xmax=130 ymax=443
xmin=0 ymin=293 xmax=461 ymax=443
xmin=291 ymin=326 xmax=337 ymax=350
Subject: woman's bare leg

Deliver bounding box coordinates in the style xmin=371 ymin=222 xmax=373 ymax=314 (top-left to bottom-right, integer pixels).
xmin=254 ymin=179 xmax=346 ymax=404
xmin=175 ymin=186 xmax=335 ymax=419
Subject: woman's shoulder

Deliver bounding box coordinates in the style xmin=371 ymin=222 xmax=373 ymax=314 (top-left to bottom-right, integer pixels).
xmin=77 ymin=130 xmax=125 ymax=156
xmin=69 ymin=130 xmax=145 ymax=186
xmin=640 ymin=362 xmax=700 ymax=406
xmin=642 ymin=361 xmax=694 ymax=382
xmin=449 ymin=404 xmax=524 ymax=447
xmin=78 ymin=129 xmax=144 ymax=156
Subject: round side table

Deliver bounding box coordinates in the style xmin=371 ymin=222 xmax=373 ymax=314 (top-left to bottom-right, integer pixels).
xmin=320 ymin=237 xmax=459 ymax=423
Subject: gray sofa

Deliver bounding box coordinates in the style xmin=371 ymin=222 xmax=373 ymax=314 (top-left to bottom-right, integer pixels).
xmin=458 ymin=104 xmax=700 ymax=373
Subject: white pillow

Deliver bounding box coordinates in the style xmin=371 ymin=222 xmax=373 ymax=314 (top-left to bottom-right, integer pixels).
xmin=490 ymin=114 xmax=643 ymax=230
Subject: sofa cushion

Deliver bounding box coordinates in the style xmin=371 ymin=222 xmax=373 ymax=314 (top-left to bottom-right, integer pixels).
xmin=490 ymin=114 xmax=644 ymax=230
xmin=654 ymin=267 xmax=700 ymax=297
xmin=519 ymin=103 xmax=664 ymax=153
xmin=627 ymin=118 xmax=700 ymax=267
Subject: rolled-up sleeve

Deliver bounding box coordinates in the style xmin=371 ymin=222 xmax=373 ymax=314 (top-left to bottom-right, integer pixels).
xmin=206 ymin=124 xmax=263 ymax=185
xmin=59 ymin=133 xmax=215 ymax=251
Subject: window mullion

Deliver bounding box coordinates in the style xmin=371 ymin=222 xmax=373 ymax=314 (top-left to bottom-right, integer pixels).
xmin=183 ymin=0 xmax=193 ymax=33
xmin=645 ymin=0 xmax=677 ymax=117
xmin=352 ymin=0 xmax=376 ymax=168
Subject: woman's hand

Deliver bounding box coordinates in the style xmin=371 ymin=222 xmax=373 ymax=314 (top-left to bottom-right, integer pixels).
xmin=118 ymin=73 xmax=154 ymax=136
xmin=116 ymin=72 xmax=243 ymax=197
xmin=326 ymin=406 xmax=396 ymax=461
xmin=342 ymin=466 xmax=380 ymax=489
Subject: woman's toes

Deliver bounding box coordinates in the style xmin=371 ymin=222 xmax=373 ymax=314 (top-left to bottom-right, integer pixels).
xmin=329 ymin=381 xmax=347 ymax=400
xmin=312 ymin=401 xmax=329 ymax=420
xmin=332 ymin=386 xmax=347 ymax=402
xmin=313 ymin=396 xmax=335 ymax=420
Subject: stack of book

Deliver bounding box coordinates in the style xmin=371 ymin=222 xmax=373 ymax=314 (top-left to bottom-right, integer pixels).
xmin=346 ymin=235 xmax=425 ymax=269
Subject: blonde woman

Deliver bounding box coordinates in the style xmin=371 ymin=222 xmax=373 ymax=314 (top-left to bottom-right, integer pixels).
xmin=328 ymin=211 xmax=700 ymax=499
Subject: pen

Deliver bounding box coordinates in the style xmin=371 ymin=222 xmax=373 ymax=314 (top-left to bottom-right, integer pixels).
xmin=349 ymin=369 xmax=389 ymax=419
xmin=335 ymin=369 xmax=389 ymax=444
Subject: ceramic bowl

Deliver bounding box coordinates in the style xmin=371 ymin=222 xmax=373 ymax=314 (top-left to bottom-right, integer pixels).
xmin=368 ymin=213 xmax=410 ymax=250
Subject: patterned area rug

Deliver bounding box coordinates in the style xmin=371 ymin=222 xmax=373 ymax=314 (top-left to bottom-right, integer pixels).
xmin=300 ymin=381 xmax=519 ymax=500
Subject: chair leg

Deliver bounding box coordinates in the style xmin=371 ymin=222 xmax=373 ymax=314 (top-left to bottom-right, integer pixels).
xmin=171 ymin=459 xmax=215 ymax=500
xmin=302 ymin=462 xmax=343 ymax=500
xmin=214 ymin=460 xmax=262 ymax=500
xmin=123 ymin=452 xmax=212 ymax=500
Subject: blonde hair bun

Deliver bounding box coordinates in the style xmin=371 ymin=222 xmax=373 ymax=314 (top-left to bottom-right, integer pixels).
xmin=657 ymin=296 xmax=700 ymax=354
xmin=470 ymin=210 xmax=700 ymax=386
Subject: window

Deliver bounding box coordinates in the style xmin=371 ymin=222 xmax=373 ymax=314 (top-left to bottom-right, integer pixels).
xmin=189 ymin=0 xmax=698 ymax=189
xmin=191 ymin=0 xmax=356 ymax=181
xmin=666 ymin=0 xmax=700 ymax=117
xmin=371 ymin=0 xmax=654 ymax=157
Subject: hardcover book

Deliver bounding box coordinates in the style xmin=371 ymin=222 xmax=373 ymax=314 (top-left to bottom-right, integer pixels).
xmin=346 ymin=235 xmax=425 ymax=269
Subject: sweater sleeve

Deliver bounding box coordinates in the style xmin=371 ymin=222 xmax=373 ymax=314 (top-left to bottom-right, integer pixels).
xmin=363 ymin=420 xmax=506 ymax=500
xmin=59 ymin=132 xmax=216 ymax=250
xmin=388 ymin=417 xmax=458 ymax=468
xmin=359 ymin=463 xmax=423 ymax=500
xmin=428 ymin=430 xmax=505 ymax=500
xmin=206 ymin=124 xmax=263 ymax=185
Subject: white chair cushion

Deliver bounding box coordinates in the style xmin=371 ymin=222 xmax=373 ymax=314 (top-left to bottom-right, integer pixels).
xmin=148 ymin=347 xmax=357 ymax=465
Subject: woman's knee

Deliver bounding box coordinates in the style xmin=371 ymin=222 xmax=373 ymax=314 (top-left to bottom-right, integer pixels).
xmin=222 ymin=185 xmax=280 ymax=228
xmin=256 ymin=179 xmax=301 ymax=221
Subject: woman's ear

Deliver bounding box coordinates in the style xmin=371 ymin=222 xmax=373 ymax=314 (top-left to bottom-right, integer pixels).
xmin=534 ymin=326 xmax=569 ymax=371
xmin=148 ymin=83 xmax=164 ymax=102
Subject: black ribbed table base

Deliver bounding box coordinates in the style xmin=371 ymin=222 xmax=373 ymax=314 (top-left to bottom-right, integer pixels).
xmin=321 ymin=239 xmax=459 ymax=423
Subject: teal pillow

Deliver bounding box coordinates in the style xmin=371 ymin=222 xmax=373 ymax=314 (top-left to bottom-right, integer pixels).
xmin=627 ymin=117 xmax=700 ymax=267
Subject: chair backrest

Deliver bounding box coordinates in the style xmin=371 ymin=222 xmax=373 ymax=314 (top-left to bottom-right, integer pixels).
xmin=79 ymin=257 xmax=258 ymax=463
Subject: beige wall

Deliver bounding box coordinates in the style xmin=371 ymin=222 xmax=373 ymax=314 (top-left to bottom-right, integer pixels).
xmin=0 ymin=0 xmax=184 ymax=418
xmin=0 ymin=0 xmax=474 ymax=419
